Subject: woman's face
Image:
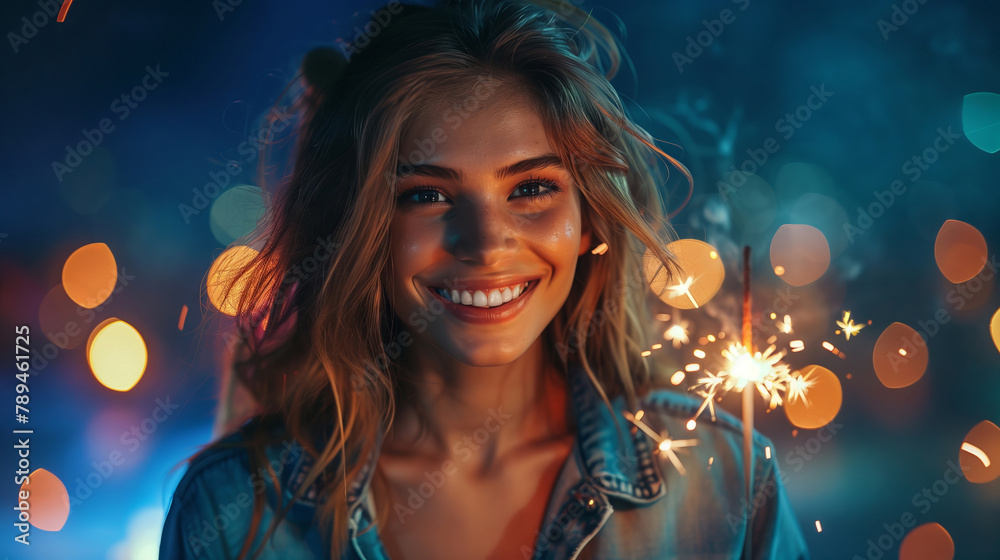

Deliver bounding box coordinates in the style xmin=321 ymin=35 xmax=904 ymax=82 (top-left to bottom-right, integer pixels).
xmin=388 ymin=86 xmax=591 ymax=368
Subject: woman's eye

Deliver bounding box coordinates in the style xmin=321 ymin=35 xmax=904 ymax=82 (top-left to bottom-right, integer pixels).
xmin=510 ymin=180 xmax=562 ymax=200
xmin=397 ymin=188 xmax=447 ymax=205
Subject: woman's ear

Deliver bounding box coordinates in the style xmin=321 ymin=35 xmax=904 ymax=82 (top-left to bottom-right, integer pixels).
xmin=578 ymin=205 xmax=598 ymax=256
xmin=578 ymin=226 xmax=593 ymax=256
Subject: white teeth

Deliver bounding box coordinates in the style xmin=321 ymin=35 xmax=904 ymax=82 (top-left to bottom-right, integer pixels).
xmin=438 ymin=281 xmax=532 ymax=308
xmin=488 ymin=289 xmax=503 ymax=306
xmin=472 ymin=290 xmax=488 ymax=307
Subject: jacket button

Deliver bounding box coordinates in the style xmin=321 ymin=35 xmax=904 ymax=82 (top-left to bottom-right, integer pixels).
xmin=575 ymin=492 xmax=598 ymax=512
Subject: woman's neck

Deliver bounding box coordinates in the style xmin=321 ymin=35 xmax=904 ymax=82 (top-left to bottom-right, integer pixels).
xmin=383 ymin=337 xmax=573 ymax=469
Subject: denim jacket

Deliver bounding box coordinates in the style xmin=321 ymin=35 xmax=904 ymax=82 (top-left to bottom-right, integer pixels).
xmin=160 ymin=363 xmax=810 ymax=559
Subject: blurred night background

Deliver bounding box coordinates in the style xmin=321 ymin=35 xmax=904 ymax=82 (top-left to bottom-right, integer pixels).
xmin=2 ymin=0 xmax=999 ymax=558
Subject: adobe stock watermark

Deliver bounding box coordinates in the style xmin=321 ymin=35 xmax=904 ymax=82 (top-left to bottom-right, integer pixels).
xmin=7 ymin=0 xmax=61 ymax=54
xmin=717 ymin=84 xmax=834 ymax=200
xmin=178 ymin=107 xmax=294 ymax=224
xmin=66 ymin=396 xmax=181 ymax=508
xmin=522 ymin=479 xmax=603 ymax=558
xmin=877 ymin=0 xmax=928 ymax=41
xmin=337 ymin=1 xmax=403 ymax=61
xmin=851 ymin=459 xmax=962 ymax=560
xmin=843 ymin=125 xmax=959 ymax=243
xmin=392 ymin=408 xmax=513 ymax=523
xmin=219 ymin=233 xmax=342 ymax=354
xmin=212 ymin=0 xmax=245 ymax=22
xmin=52 ymin=65 xmax=170 ymax=183
xmin=186 ymin=440 xmax=300 ymax=556
xmin=727 ymin=422 xmax=844 ymax=533
xmin=882 ymin=254 xmax=998 ymax=370
xmin=672 ymin=0 xmax=751 ymax=73
xmin=555 ymin=268 xmax=649 ymax=362
xmin=385 ymin=74 xmax=503 ymax=184
xmin=350 ymin=272 xmax=480 ymax=391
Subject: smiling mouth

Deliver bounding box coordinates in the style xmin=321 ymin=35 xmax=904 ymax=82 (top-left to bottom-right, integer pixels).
xmin=429 ymin=279 xmax=539 ymax=309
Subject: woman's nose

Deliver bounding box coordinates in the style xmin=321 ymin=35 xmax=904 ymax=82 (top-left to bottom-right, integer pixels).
xmin=447 ymin=198 xmax=518 ymax=267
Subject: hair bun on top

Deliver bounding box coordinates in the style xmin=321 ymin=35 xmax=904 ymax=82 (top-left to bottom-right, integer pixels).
xmin=301 ymin=47 xmax=348 ymax=94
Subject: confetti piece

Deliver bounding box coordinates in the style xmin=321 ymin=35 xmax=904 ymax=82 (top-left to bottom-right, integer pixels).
xmin=178 ymin=304 xmax=188 ymax=331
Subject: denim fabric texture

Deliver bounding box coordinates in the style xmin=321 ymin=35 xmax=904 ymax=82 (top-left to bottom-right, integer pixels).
xmin=160 ymin=363 xmax=810 ymax=559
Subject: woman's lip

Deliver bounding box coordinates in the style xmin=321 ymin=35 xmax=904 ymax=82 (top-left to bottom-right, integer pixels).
xmin=428 ymin=278 xmax=540 ymax=292
xmin=427 ymin=279 xmax=539 ymax=324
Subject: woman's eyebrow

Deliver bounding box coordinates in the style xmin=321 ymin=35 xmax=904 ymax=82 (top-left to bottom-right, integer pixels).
xmin=395 ymin=153 xmax=565 ymax=181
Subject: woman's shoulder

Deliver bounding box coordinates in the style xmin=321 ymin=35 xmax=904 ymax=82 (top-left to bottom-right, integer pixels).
xmin=622 ymin=386 xmax=810 ymax=558
xmin=159 ymin=417 xmax=324 ymax=559
xmin=627 ymin=385 xmax=779 ymax=507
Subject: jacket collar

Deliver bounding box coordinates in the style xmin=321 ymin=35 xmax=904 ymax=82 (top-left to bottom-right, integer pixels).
xmin=566 ymin=362 xmax=665 ymax=504
xmin=277 ymin=361 xmax=666 ymax=520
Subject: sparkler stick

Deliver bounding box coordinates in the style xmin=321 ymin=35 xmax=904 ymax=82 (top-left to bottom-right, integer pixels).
xmin=741 ymin=245 xmax=754 ymax=558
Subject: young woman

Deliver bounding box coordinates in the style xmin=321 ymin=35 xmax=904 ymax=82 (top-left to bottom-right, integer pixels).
xmin=160 ymin=1 xmax=810 ymax=558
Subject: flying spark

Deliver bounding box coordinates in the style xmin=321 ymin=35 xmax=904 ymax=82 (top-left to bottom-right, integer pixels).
xmin=624 ymin=410 xmax=698 ymax=475
xmin=664 ymin=321 xmax=690 ymax=348
xmin=836 ymin=311 xmax=865 ymax=341
xmin=666 ymin=275 xmax=700 ymax=308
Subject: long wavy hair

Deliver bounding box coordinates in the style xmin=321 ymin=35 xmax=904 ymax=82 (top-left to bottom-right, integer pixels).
xmin=203 ymin=1 xmax=690 ymax=558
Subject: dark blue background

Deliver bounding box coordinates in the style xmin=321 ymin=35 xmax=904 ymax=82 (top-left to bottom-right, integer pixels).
xmin=1 ymin=0 xmax=998 ymax=558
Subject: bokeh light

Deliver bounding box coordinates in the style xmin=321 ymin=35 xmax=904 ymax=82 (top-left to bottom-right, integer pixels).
xmin=959 ymin=420 xmax=1000 ymax=484
xmin=784 ymin=365 xmax=842 ymax=429
xmin=769 ymin=224 xmax=830 ymax=286
xmin=18 ymin=468 xmax=70 ymax=531
xmin=62 ymin=243 xmax=118 ymax=309
xmin=107 ymin=506 xmax=163 ymax=560
xmin=209 ymin=184 xmax=266 ymax=245
xmin=962 ymin=92 xmax=1000 ymax=154
xmin=207 ymin=245 xmax=259 ymax=316
xmin=87 ymin=318 xmax=148 ymax=392
xmin=899 ymin=522 xmax=954 ymax=560
xmin=644 ymin=239 xmax=725 ymax=309
xmin=872 ymin=322 xmax=928 ymax=389
xmin=934 ymin=219 xmax=987 ymax=283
